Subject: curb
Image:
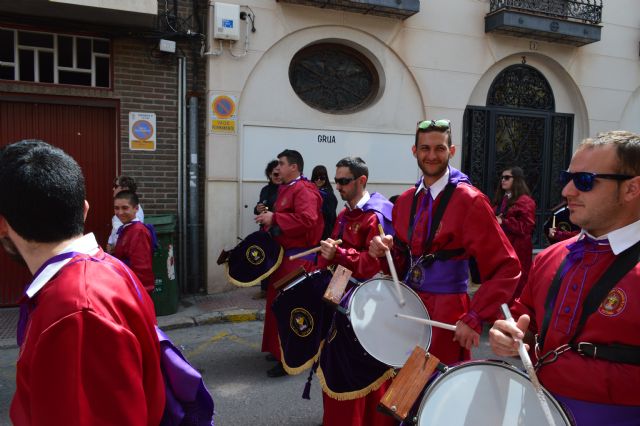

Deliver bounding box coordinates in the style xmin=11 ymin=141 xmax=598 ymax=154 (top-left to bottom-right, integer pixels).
xmin=157 ymin=308 xmax=265 ymax=332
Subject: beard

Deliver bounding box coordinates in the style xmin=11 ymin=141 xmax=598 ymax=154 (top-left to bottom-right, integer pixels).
xmin=419 ymin=161 xmax=448 ymax=178
xmin=0 ymin=236 xmax=27 ymax=268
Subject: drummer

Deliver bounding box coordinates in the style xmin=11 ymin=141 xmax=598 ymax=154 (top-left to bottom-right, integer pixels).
xmin=369 ymin=119 xmax=520 ymax=365
xmin=255 ymin=149 xmax=324 ymax=378
xmin=316 ymin=157 xmax=395 ymax=426
xmin=489 ymin=131 xmax=640 ymax=425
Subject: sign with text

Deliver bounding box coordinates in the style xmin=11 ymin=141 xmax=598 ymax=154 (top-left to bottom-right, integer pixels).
xmin=210 ymin=93 xmax=237 ymax=134
xmin=129 ymin=112 xmax=156 ymax=151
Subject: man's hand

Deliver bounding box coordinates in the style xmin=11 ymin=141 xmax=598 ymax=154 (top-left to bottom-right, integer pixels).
xmin=548 ymin=228 xmax=556 ymax=238
xmin=496 ymin=214 xmax=503 ymax=225
xmin=255 ymin=211 xmax=274 ymax=227
xmin=489 ymin=314 xmax=531 ymax=357
xmin=369 ymin=235 xmax=393 ymax=258
xmin=453 ymin=321 xmax=480 ymax=350
xmin=255 ymin=203 xmax=268 ymax=214
xmin=319 ymin=238 xmax=339 ymax=261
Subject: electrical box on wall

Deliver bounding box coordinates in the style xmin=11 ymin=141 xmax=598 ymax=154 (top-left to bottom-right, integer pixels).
xmin=213 ymin=3 xmax=240 ymax=41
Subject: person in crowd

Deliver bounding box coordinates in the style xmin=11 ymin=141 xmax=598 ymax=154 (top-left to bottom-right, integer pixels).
xmin=493 ymin=166 xmax=536 ymax=301
xmin=369 ymin=119 xmax=520 ymax=365
xmin=489 ymin=130 xmax=640 ymax=425
xmin=544 ymin=200 xmax=580 ymax=244
xmin=255 ymin=149 xmax=324 ymax=377
xmin=112 ymin=190 xmax=155 ymax=295
xmin=0 ymin=140 xmax=164 ymax=424
xmin=316 ymin=156 xmax=395 ymax=426
xmin=107 ymin=175 xmax=144 ymax=253
xmin=311 ymin=165 xmax=338 ymax=240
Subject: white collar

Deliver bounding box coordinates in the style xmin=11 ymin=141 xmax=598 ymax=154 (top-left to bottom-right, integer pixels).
xmin=582 ymin=218 xmax=640 ymax=255
xmin=416 ymin=168 xmax=450 ymax=200
xmin=26 ymin=233 xmax=100 ymax=298
xmin=287 ymin=175 xmax=302 ymax=186
xmin=346 ymin=191 xmax=370 ymax=211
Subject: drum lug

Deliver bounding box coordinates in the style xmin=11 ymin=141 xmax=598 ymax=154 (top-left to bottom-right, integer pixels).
xmin=390 ymin=405 xmax=397 ymax=413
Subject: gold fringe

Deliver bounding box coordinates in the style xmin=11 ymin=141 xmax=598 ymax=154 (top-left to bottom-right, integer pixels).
xmin=279 ymin=337 xmax=325 ymax=376
xmin=315 ymin=365 xmax=396 ymax=401
xmin=225 ymin=247 xmax=284 ymax=287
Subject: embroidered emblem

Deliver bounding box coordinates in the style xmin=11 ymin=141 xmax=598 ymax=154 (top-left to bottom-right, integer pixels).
xmin=408 ymin=264 xmax=423 ymax=287
xmin=245 ymin=245 xmax=265 ymax=266
xmin=558 ymin=221 xmax=572 ymax=232
xmin=290 ymin=308 xmax=314 ymax=337
xmin=598 ymin=288 xmax=627 ymax=317
xmin=352 ymin=223 xmax=360 ymax=233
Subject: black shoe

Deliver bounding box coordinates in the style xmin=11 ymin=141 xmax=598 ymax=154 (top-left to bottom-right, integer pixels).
xmin=266 ymin=362 xmax=287 ymax=378
xmin=265 ymin=354 xmax=277 ymax=362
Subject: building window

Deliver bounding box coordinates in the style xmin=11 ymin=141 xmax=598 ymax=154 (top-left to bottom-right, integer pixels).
xmin=0 ymin=28 xmax=110 ymax=88
xmin=289 ymin=43 xmax=379 ymax=114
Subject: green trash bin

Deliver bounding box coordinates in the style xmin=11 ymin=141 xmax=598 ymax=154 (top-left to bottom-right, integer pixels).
xmin=145 ymin=214 xmax=179 ymax=316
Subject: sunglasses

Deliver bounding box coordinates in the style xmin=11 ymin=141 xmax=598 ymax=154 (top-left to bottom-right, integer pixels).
xmin=559 ymin=170 xmax=634 ymax=192
xmin=334 ymin=177 xmax=356 ymax=186
xmin=500 ymin=175 xmax=513 ymax=181
xmin=417 ymin=119 xmax=451 ymax=131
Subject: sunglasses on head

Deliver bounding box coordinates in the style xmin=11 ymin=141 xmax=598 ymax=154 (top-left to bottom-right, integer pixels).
xmin=334 ymin=177 xmax=356 ymax=186
xmin=417 ymin=119 xmax=451 ymax=131
xmin=559 ymin=170 xmax=634 ymax=192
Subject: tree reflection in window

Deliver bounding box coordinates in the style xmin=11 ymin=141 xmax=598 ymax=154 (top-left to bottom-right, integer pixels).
xmin=289 ymin=43 xmax=379 ymax=114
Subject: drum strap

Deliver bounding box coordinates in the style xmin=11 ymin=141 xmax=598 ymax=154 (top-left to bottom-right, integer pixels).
xmin=538 ymin=240 xmax=640 ymax=365
xmin=406 ymin=182 xmax=457 ymax=255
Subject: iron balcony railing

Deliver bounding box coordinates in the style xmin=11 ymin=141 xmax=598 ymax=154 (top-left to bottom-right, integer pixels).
xmin=489 ymin=0 xmax=602 ymax=25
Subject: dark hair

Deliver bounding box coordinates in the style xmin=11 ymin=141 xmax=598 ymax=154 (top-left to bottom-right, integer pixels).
xmin=265 ymin=159 xmax=279 ymax=180
xmin=580 ymin=130 xmax=640 ymax=176
xmin=335 ymin=157 xmax=369 ymax=181
xmin=114 ymin=190 xmax=140 ymax=207
xmin=311 ymin=165 xmax=333 ymax=191
xmin=493 ymin=166 xmax=531 ymax=209
xmin=0 ymin=140 xmax=85 ymax=242
xmin=277 ymin=149 xmax=304 ymax=174
xmin=114 ymin=175 xmax=138 ymax=192
xmin=415 ymin=123 xmax=452 ymax=147
xmin=389 ymin=195 xmax=399 ymax=204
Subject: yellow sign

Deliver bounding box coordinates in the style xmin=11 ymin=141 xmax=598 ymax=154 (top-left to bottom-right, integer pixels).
xmin=212 ymin=119 xmax=236 ymax=133
xmin=129 ymin=112 xmax=157 ymax=151
xmin=210 ymin=93 xmax=237 ymax=134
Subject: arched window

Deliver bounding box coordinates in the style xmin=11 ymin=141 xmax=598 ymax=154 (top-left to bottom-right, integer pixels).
xmin=487 ymin=64 xmax=554 ymax=111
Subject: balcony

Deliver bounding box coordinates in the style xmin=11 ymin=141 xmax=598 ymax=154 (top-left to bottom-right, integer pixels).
xmin=485 ymin=0 xmax=602 ymax=47
xmin=277 ymin=0 xmax=419 ymax=20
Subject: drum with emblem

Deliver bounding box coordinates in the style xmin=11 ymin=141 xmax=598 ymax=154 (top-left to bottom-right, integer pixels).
xmin=272 ymin=269 xmax=336 ymax=375
xmin=223 ymin=231 xmax=283 ymax=287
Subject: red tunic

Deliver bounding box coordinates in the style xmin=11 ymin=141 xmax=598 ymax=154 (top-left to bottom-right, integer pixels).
xmin=11 ymin=249 xmax=165 ymax=425
xmin=113 ymin=221 xmax=154 ymax=294
xmin=497 ymin=194 xmax=536 ymax=301
xmin=513 ymin=238 xmax=640 ymax=405
xmin=262 ymin=178 xmax=324 ymax=358
xmin=390 ymin=183 xmax=520 ymax=365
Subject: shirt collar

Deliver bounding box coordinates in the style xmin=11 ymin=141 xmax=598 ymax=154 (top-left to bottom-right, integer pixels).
xmin=25 ymin=233 xmax=100 ymax=298
xmin=582 ymin=218 xmax=640 ymax=255
xmin=346 ymin=191 xmax=370 ymax=211
xmin=287 ymin=175 xmax=302 ymax=186
xmin=416 ymin=167 xmax=450 ymax=200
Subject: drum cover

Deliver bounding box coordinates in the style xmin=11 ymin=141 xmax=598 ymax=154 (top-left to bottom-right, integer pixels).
xmin=415 ymin=361 xmax=571 ymax=426
xmin=273 ymin=269 xmax=334 ymax=375
xmin=224 ymin=231 xmax=283 ymax=287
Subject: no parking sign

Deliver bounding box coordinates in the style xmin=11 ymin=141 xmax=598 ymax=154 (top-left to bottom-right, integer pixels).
xmin=210 ymin=93 xmax=237 ymax=134
xmin=129 ymin=112 xmax=156 ymax=151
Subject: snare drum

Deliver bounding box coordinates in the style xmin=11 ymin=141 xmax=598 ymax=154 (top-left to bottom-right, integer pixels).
xmin=409 ymin=360 xmax=572 ymax=426
xmin=272 ymin=269 xmax=334 ymax=375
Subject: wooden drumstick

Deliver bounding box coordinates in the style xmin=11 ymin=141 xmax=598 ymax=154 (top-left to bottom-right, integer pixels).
xmin=500 ymin=304 xmax=557 ymax=426
xmin=288 ymin=239 xmax=343 ymax=260
xmin=378 ymin=224 xmax=405 ymax=307
xmin=551 ymin=214 xmax=556 ymax=229
xmin=395 ymin=313 xmax=457 ymax=331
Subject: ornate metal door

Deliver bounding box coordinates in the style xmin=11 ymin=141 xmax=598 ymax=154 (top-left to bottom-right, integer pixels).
xmin=462 ymin=64 xmax=574 ymax=247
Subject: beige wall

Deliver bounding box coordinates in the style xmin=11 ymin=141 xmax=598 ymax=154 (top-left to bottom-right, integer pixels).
xmin=205 ymin=0 xmax=640 ymax=292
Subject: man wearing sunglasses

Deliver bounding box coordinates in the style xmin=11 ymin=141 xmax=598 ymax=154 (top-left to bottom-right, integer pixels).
xmin=255 ymin=149 xmax=324 ymax=377
xmin=370 ymin=119 xmax=520 ymax=366
xmin=315 ymin=157 xmax=395 ymax=426
xmin=490 ymin=130 xmax=640 ymax=424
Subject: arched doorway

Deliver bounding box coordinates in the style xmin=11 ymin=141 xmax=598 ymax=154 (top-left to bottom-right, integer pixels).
xmin=462 ymin=64 xmax=574 ymax=247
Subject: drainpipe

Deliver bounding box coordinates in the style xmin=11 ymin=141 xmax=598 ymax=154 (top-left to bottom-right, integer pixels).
xmin=177 ymin=57 xmax=188 ymax=294
xmin=187 ymin=95 xmax=200 ymax=292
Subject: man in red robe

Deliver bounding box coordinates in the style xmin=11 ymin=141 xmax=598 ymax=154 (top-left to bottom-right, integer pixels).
xmin=316 ymin=156 xmax=396 ymax=426
xmin=255 ymin=149 xmax=324 ymax=377
xmin=0 ymin=140 xmax=165 ymax=425
xmin=370 ymin=119 xmax=520 ymax=365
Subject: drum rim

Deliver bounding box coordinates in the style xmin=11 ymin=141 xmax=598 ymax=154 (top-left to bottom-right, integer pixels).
xmin=347 ymin=277 xmax=431 ymax=368
xmin=280 ymin=268 xmax=334 ymax=293
xmin=415 ymin=360 xmax=571 ymax=425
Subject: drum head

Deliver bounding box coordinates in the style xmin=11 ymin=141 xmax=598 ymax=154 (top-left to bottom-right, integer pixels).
xmin=416 ymin=361 xmax=571 ymax=426
xmin=349 ymin=279 xmax=431 ymax=368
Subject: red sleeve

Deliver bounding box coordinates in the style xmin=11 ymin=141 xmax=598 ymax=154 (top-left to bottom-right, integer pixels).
xmin=273 ymin=185 xmax=322 ymax=239
xmin=501 ymin=195 xmax=536 ymax=237
xmin=331 ymin=213 xmax=382 ymax=280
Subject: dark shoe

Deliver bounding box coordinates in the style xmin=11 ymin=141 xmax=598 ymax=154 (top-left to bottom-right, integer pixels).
xmin=266 ymin=362 xmax=287 ymax=378
xmin=265 ymin=354 xmax=277 ymax=362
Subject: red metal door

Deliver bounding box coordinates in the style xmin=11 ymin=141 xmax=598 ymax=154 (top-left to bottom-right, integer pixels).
xmin=0 ymin=98 xmax=117 ymax=306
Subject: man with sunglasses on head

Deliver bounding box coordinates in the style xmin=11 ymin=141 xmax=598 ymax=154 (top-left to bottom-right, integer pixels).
xmin=489 ymin=130 xmax=640 ymax=424
xmin=255 ymin=149 xmax=324 ymax=377
xmin=315 ymin=157 xmax=395 ymax=426
xmin=370 ymin=119 xmax=520 ymax=365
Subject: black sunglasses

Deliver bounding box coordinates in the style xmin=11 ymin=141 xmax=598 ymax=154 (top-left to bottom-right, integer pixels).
xmin=559 ymin=170 xmax=634 ymax=192
xmin=334 ymin=177 xmax=356 ymax=186
xmin=500 ymin=175 xmax=513 ymax=181
xmin=417 ymin=119 xmax=451 ymax=131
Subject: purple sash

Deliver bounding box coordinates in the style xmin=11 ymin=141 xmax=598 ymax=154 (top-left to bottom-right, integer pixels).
xmin=554 ymin=393 xmax=640 ymax=426
xmin=405 ymin=258 xmax=469 ymax=294
xmin=362 ymin=192 xmax=394 ymax=236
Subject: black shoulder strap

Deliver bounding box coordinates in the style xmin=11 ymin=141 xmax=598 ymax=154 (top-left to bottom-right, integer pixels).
xmin=423 ymin=183 xmax=456 ymax=252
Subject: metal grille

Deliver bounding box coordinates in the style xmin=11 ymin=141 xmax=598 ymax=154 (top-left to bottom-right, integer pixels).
xmin=487 ymin=65 xmax=555 ymax=111
xmin=489 ymin=0 xmax=602 ymax=24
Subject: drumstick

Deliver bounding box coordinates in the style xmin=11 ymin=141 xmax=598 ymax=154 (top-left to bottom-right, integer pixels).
xmin=394 ymin=313 xmax=457 ymax=331
xmin=378 ymin=224 xmax=405 ymax=307
xmin=551 ymin=214 xmax=556 ymax=229
xmin=500 ymin=304 xmax=557 ymax=426
xmin=288 ymin=239 xmax=343 ymax=260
